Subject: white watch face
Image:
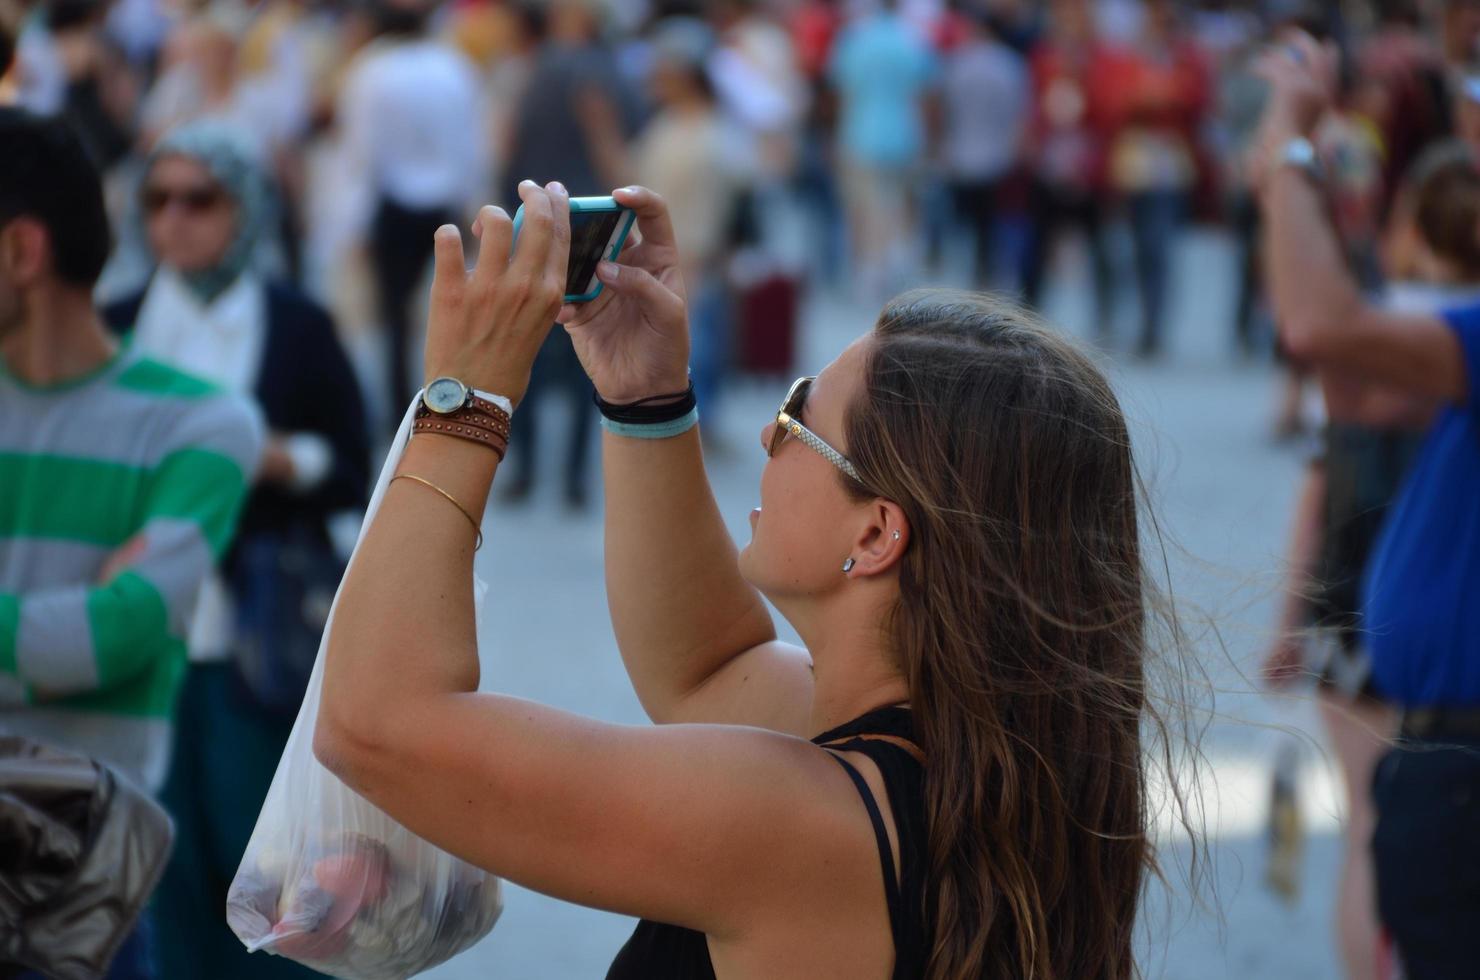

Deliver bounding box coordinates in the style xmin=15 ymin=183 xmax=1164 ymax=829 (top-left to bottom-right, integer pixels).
xmin=425 ymin=377 xmax=468 ymax=414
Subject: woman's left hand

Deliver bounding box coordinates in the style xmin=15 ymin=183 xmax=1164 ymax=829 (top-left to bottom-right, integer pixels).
xmin=422 ymin=180 xmax=571 ymax=407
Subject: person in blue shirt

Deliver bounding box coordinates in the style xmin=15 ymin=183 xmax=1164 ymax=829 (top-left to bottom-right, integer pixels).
xmin=828 ymin=0 xmax=937 ymax=299
xmin=1256 ymin=35 xmax=1480 ymax=980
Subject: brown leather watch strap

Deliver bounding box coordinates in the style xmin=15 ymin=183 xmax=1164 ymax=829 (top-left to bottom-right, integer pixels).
xmin=416 ymin=403 xmax=511 ymax=440
xmin=418 ymin=408 xmax=511 ymax=442
xmin=467 ymin=394 xmax=512 ymax=427
xmin=413 ymin=417 xmax=508 ymax=460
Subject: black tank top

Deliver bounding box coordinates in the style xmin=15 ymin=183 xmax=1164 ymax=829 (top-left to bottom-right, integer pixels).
xmin=606 ymin=705 xmax=928 ymax=979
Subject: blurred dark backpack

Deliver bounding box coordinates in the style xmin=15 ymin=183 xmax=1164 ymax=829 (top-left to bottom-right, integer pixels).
xmin=229 ymin=522 xmax=345 ymax=714
xmin=0 ymin=737 xmax=172 ymax=980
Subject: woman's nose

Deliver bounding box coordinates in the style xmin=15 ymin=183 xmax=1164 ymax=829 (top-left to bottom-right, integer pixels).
xmin=758 ymin=420 xmax=774 ymax=454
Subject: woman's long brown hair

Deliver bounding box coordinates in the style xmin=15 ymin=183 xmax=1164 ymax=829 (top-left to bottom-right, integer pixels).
xmin=842 ymin=291 xmax=1177 ymax=979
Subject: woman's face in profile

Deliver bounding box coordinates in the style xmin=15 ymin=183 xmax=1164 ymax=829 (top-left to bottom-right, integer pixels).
xmin=739 ymin=337 xmax=870 ymax=606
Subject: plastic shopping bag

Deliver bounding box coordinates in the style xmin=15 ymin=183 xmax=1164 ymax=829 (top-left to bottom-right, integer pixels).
xmin=226 ymin=397 xmax=502 ymax=978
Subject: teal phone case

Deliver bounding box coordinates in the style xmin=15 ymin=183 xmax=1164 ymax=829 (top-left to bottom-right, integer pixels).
xmin=511 ymin=195 xmax=637 ymax=303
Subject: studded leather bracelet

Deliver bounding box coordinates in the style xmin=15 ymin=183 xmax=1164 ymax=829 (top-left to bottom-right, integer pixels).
xmin=416 ymin=404 xmax=510 ymax=439
xmin=413 ymin=405 xmax=511 ymax=460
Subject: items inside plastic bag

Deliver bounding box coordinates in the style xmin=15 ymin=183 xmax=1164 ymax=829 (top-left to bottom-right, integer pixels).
xmin=228 ymin=827 xmax=501 ymax=978
xmin=226 ymin=396 xmax=502 ymax=978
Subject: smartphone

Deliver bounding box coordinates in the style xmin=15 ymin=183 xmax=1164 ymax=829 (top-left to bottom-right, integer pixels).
xmin=511 ymin=195 xmax=637 ymax=303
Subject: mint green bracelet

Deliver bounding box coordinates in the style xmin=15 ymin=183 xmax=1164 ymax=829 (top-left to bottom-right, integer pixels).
xmin=600 ymin=406 xmax=699 ymax=440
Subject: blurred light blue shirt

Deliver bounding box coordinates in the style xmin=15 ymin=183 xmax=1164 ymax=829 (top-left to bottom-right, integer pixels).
xmin=829 ymin=13 xmax=937 ymax=168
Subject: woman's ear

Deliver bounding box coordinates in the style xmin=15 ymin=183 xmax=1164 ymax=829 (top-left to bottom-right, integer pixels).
xmin=846 ymin=500 xmax=910 ymax=578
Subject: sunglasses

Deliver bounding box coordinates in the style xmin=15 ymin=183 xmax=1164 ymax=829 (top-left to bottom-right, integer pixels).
xmin=141 ymin=184 xmax=226 ymax=215
xmin=769 ymin=376 xmax=862 ymax=482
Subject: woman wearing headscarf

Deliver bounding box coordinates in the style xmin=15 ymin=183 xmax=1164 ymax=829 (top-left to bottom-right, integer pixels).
xmin=103 ymin=120 xmax=370 ymax=980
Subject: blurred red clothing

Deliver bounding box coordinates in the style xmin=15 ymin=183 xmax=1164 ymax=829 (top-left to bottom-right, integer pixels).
xmin=1358 ymin=24 xmax=1450 ymax=215
xmin=1096 ymin=35 xmax=1212 ymax=200
xmin=791 ymin=0 xmax=841 ymax=82
xmin=929 ymin=9 xmax=972 ymax=55
xmin=1096 ymin=38 xmax=1209 ymax=140
xmin=1025 ymin=38 xmax=1116 ymax=191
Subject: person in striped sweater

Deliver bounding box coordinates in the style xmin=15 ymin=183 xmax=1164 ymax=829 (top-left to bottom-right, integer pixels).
xmin=0 ymin=107 xmax=262 ymax=805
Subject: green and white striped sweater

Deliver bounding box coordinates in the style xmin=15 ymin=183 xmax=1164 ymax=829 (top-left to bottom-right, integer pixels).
xmin=0 ymin=342 xmax=262 ymax=790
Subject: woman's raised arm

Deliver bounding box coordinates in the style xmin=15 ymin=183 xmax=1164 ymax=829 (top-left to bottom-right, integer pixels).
xmin=561 ymin=187 xmax=814 ymax=733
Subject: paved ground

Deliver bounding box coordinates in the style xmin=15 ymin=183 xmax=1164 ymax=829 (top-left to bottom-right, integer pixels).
xmin=406 ymin=227 xmax=1347 ymax=979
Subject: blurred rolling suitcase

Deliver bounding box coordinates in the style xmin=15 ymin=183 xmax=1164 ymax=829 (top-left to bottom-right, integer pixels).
xmin=737 ymin=272 xmax=800 ymax=377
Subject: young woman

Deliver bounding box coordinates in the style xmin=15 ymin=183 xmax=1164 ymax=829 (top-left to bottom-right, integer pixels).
xmin=310 ymin=180 xmax=1166 ymax=978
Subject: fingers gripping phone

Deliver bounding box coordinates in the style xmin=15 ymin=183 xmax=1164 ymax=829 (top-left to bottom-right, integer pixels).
xmin=512 ymin=195 xmax=637 ymax=303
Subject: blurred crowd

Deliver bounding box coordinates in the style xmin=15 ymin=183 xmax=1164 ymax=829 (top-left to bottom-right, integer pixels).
xmin=3 ymin=0 xmax=1477 ymax=429
xmin=6 ymin=0 xmax=1480 ymax=978
xmin=9 ymin=0 xmax=1479 ymax=445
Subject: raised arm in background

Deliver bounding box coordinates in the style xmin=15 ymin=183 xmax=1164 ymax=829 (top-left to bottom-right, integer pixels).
xmin=1256 ymin=34 xmax=1467 ymax=405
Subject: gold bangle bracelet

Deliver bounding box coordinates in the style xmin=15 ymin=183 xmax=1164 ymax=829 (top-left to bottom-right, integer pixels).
xmin=391 ymin=474 xmax=483 ymax=550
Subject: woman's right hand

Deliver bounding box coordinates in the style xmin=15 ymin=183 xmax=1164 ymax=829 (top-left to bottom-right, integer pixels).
xmin=558 ymin=186 xmax=692 ymax=404
xmin=1252 ymin=29 xmax=1338 ymax=150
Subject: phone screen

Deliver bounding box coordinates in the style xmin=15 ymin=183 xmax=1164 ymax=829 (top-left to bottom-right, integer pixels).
xmin=567 ymin=210 xmax=623 ymax=296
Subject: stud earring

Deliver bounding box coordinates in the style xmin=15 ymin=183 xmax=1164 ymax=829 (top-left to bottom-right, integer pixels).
xmin=892 ymin=530 xmax=901 ymax=541
xmin=842 ymin=558 xmax=856 ymax=573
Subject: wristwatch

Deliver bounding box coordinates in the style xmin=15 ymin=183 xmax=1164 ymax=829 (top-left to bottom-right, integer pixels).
xmin=1275 ymin=136 xmax=1323 ymax=185
xmin=422 ymin=377 xmax=513 ymax=419
xmin=416 ymin=377 xmax=513 ymax=458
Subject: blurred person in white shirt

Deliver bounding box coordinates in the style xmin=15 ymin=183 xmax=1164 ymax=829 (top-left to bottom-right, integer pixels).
xmin=336 ymin=0 xmax=488 ymax=428
xmin=706 ymin=0 xmax=808 ymax=274
xmin=708 ymin=0 xmax=807 ymax=186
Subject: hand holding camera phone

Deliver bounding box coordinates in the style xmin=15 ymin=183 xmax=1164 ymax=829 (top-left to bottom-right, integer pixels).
xmin=535 ymin=186 xmax=692 ymax=407
xmin=512 ymin=195 xmax=637 ymax=303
